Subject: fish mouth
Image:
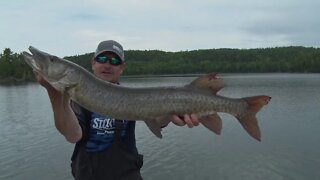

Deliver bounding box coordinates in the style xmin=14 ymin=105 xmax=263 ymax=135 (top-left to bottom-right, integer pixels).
xmin=28 ymin=46 xmax=49 ymax=63
xmin=22 ymin=51 xmax=41 ymax=72
xmin=22 ymin=46 xmax=51 ymax=73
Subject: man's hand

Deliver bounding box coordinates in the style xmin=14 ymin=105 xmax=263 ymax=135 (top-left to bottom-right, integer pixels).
xmin=34 ymin=71 xmax=63 ymax=96
xmin=171 ymin=114 xmax=200 ymax=128
xmin=34 ymin=71 xmax=54 ymax=89
xmin=34 ymin=71 xmax=82 ymax=143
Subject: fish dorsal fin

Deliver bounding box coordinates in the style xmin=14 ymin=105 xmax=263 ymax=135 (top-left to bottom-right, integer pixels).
xmin=186 ymin=73 xmax=224 ymax=95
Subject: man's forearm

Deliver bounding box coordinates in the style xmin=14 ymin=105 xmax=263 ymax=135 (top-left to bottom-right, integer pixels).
xmin=47 ymin=89 xmax=82 ymax=143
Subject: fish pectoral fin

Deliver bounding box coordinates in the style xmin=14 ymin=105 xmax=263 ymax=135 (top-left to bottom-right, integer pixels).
xmin=186 ymin=73 xmax=224 ymax=95
xmin=144 ymin=120 xmax=163 ymax=139
xmin=199 ymin=113 xmax=222 ymax=135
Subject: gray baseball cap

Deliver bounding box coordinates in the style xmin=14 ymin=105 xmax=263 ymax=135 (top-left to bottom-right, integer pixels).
xmin=94 ymin=40 xmax=125 ymax=62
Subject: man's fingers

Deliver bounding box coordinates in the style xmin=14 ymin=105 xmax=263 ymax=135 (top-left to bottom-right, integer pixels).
xmin=33 ymin=72 xmax=57 ymax=91
xmin=184 ymin=114 xmax=194 ymax=128
xmin=171 ymin=114 xmax=199 ymax=128
xmin=172 ymin=115 xmax=186 ymax=126
xmin=190 ymin=114 xmax=200 ymax=126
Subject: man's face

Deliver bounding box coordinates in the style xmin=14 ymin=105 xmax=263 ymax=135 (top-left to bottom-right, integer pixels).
xmin=91 ymin=51 xmax=125 ymax=83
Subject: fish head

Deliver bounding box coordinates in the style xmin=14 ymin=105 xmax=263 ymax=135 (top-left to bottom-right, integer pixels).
xmin=22 ymin=46 xmax=80 ymax=91
xmin=28 ymin=46 xmax=69 ymax=79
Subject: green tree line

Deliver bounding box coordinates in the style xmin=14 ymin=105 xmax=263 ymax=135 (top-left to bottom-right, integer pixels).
xmin=1 ymin=46 xmax=320 ymax=83
xmin=0 ymin=48 xmax=35 ymax=83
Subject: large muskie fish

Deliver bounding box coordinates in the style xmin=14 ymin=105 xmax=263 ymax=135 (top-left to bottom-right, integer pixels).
xmin=22 ymin=46 xmax=271 ymax=141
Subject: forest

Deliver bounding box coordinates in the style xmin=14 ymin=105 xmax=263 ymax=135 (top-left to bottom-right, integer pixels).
xmin=0 ymin=46 xmax=319 ymax=83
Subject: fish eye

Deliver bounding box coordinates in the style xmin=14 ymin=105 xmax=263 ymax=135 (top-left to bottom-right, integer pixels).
xmin=49 ymin=56 xmax=55 ymax=62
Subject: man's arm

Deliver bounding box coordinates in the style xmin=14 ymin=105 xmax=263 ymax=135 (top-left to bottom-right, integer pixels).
xmin=35 ymin=72 xmax=82 ymax=143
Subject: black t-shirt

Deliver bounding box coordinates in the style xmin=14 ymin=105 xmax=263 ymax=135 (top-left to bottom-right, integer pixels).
xmin=70 ymin=102 xmax=138 ymax=160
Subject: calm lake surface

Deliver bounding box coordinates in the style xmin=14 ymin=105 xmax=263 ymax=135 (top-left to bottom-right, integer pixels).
xmin=0 ymin=73 xmax=319 ymax=180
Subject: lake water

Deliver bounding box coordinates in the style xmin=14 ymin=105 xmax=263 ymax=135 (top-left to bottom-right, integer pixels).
xmin=0 ymin=73 xmax=319 ymax=180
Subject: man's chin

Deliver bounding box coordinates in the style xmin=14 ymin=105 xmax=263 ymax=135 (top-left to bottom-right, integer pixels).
xmin=98 ymin=74 xmax=112 ymax=81
xmin=98 ymin=75 xmax=119 ymax=83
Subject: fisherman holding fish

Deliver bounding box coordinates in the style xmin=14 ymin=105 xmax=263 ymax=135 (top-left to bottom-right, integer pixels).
xmin=33 ymin=40 xmax=200 ymax=180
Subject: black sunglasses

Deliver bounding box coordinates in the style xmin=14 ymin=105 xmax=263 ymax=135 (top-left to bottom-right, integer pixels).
xmin=95 ymin=55 xmax=123 ymax=65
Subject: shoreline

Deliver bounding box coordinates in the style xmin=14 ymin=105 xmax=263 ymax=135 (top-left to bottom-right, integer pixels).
xmin=0 ymin=77 xmax=34 ymax=85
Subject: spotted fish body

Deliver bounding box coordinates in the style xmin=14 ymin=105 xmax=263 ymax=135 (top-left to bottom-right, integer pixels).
xmin=22 ymin=46 xmax=271 ymax=141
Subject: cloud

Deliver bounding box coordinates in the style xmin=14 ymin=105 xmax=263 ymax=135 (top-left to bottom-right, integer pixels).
xmin=238 ymin=0 xmax=320 ymax=47
xmin=0 ymin=0 xmax=319 ymax=56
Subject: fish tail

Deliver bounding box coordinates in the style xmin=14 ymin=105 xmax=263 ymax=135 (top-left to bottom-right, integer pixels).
xmin=237 ymin=95 xmax=271 ymax=141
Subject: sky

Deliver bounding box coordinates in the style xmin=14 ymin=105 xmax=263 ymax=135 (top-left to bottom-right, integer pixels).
xmin=1 ymin=0 xmax=319 ymax=57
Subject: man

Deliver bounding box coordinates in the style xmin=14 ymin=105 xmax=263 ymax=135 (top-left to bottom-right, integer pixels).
xmin=35 ymin=40 xmax=199 ymax=180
